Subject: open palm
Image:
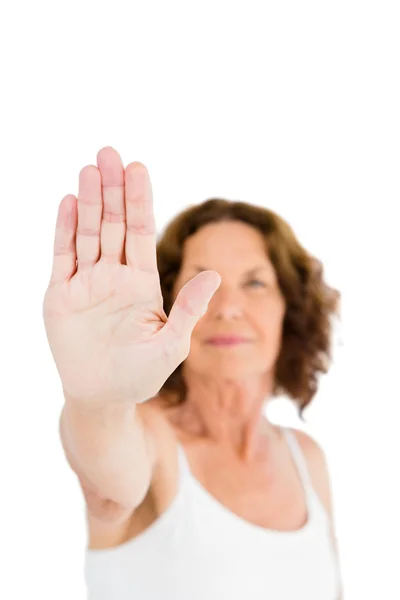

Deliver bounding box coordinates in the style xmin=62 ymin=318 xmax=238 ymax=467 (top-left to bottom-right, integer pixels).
xmin=43 ymin=147 xmax=220 ymax=406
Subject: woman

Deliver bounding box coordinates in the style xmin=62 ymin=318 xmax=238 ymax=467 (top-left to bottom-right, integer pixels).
xmin=43 ymin=146 xmax=343 ymax=599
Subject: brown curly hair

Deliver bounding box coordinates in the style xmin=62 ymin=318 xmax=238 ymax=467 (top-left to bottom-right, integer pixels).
xmin=156 ymin=198 xmax=341 ymax=418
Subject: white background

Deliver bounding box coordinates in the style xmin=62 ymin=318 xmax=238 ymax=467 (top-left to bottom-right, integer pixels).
xmin=1 ymin=1 xmax=399 ymax=598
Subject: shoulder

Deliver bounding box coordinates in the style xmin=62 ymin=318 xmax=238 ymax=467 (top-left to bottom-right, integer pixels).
xmin=288 ymin=428 xmax=333 ymax=517
xmin=289 ymin=427 xmax=343 ymax=596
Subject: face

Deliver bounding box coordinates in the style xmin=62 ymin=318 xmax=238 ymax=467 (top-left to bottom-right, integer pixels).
xmin=172 ymin=220 xmax=286 ymax=381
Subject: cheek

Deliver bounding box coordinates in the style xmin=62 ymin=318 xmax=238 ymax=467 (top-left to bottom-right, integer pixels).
xmin=260 ymin=317 xmax=282 ymax=340
xmin=191 ymin=318 xmax=208 ymax=342
xmin=258 ymin=302 xmax=285 ymax=337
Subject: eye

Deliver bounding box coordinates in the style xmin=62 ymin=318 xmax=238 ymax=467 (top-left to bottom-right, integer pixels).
xmin=247 ymin=279 xmax=266 ymax=288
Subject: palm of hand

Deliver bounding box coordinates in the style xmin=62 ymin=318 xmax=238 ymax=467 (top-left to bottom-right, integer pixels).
xmin=43 ymin=147 xmax=220 ymax=405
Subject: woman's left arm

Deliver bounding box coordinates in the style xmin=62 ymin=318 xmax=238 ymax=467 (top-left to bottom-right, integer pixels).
xmin=293 ymin=430 xmax=344 ymax=600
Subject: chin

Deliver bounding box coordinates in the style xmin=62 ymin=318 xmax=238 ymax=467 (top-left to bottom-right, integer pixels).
xmin=191 ymin=357 xmax=271 ymax=380
xmin=185 ymin=344 xmax=277 ymax=379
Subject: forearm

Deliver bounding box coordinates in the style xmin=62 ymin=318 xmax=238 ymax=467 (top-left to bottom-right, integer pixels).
xmin=60 ymin=395 xmax=154 ymax=510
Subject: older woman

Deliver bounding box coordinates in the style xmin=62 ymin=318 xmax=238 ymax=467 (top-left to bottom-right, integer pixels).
xmin=43 ymin=146 xmax=343 ymax=599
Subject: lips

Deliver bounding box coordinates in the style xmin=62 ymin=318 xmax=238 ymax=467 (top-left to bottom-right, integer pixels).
xmin=205 ymin=335 xmax=248 ymax=345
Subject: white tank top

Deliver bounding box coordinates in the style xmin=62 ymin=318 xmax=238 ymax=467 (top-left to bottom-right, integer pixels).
xmin=84 ymin=427 xmax=341 ymax=599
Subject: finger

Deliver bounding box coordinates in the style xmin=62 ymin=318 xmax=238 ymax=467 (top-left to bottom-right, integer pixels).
xmin=161 ymin=270 xmax=221 ymax=352
xmin=96 ymin=147 xmax=126 ymax=265
xmin=124 ymin=162 xmax=157 ymax=272
xmin=76 ymin=165 xmax=102 ymax=271
xmin=48 ymin=194 xmax=78 ymax=286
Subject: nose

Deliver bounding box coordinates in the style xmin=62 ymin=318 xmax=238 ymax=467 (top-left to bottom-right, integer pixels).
xmin=207 ymin=286 xmax=244 ymax=320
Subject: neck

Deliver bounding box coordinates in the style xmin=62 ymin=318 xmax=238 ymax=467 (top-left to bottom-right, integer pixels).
xmin=173 ymin=369 xmax=277 ymax=460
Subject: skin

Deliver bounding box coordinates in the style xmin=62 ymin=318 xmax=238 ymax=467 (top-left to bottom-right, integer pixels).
xmin=170 ymin=219 xmax=286 ymax=460
xmin=162 ymin=220 xmax=342 ymax=595
xmin=53 ymin=147 xmax=341 ymax=595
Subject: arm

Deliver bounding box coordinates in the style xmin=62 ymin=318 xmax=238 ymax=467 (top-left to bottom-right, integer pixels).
xmin=45 ymin=147 xmax=218 ymax=525
xmin=59 ymin=396 xmax=162 ymax=521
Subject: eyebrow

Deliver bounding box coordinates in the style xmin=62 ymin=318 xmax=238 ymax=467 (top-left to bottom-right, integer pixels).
xmin=190 ymin=266 xmax=270 ymax=275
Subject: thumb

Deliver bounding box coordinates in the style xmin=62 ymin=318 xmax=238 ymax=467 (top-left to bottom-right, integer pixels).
xmin=162 ymin=270 xmax=221 ymax=343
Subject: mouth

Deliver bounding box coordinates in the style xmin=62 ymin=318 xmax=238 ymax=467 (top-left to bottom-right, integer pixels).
xmin=205 ymin=336 xmax=249 ymax=347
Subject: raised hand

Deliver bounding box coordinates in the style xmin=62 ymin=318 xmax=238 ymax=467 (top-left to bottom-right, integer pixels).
xmin=43 ymin=147 xmax=221 ymax=406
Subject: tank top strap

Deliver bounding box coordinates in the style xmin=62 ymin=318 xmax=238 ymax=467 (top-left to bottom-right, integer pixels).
xmin=281 ymin=427 xmax=314 ymax=504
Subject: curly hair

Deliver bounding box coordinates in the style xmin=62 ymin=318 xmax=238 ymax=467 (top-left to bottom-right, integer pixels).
xmin=156 ymin=198 xmax=341 ymax=418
